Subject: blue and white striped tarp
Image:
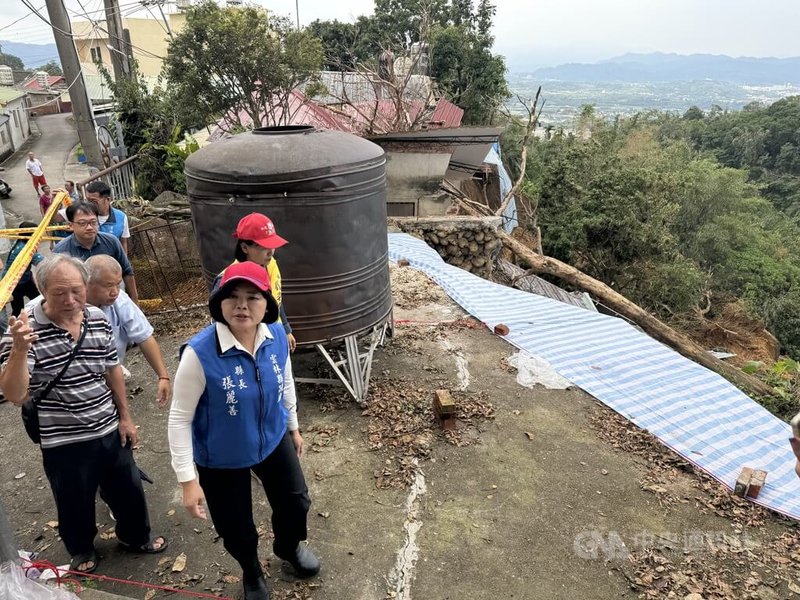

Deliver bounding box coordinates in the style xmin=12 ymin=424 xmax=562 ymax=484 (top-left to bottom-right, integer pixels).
xmin=388 ymin=232 xmax=800 ymax=520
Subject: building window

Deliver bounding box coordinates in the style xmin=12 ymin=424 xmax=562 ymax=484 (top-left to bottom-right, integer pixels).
xmin=1 ymin=130 xmax=6 ymax=144
xmin=90 ymin=46 xmax=103 ymax=63
xmin=12 ymin=111 xmax=19 ymax=128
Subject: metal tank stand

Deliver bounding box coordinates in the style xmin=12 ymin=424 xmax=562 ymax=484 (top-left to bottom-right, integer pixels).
xmin=296 ymin=319 xmax=391 ymax=404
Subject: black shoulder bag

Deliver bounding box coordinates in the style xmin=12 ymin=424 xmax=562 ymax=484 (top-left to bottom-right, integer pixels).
xmin=22 ymin=320 xmax=88 ymax=444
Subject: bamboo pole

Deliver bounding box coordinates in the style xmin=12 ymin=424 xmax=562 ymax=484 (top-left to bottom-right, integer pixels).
xmin=499 ymin=231 xmax=775 ymax=398
xmin=0 ymin=191 xmax=70 ymax=309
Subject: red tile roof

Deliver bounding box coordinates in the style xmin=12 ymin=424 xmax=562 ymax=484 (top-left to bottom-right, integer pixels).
xmin=23 ymin=75 xmax=66 ymax=91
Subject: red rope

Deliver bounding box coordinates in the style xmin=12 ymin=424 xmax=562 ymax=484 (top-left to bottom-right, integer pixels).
xmin=22 ymin=558 xmax=233 ymax=599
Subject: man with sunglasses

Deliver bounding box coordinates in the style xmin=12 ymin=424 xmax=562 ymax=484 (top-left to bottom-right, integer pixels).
xmin=53 ymin=202 xmax=139 ymax=304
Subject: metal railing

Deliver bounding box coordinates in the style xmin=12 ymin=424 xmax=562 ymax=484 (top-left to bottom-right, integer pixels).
xmin=77 ymin=154 xmax=138 ymax=200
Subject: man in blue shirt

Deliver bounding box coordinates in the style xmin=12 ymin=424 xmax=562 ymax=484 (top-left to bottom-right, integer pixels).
xmin=53 ymin=202 xmax=139 ymax=304
xmin=85 ymin=255 xmax=171 ymax=407
xmin=85 ymin=181 xmax=131 ymax=255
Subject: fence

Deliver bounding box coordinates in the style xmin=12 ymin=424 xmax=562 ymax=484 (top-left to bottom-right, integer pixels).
xmin=77 ymin=154 xmax=137 ymax=200
xmin=128 ymin=217 xmax=209 ymax=314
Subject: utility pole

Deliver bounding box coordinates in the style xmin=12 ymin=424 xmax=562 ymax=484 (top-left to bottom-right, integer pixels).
xmin=103 ymin=0 xmax=131 ymax=81
xmin=43 ymin=0 xmax=104 ymax=168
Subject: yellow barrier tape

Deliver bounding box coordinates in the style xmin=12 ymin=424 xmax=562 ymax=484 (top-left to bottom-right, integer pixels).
xmin=0 ymin=191 xmax=70 ymax=309
xmin=0 ymin=225 xmax=70 ymax=236
xmin=2 ymin=236 xmax=62 ymax=242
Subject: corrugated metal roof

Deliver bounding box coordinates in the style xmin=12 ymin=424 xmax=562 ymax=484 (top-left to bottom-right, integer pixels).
xmin=0 ymin=87 xmax=26 ymax=105
xmin=495 ymin=258 xmax=596 ymax=311
xmin=428 ymin=98 xmax=464 ymax=128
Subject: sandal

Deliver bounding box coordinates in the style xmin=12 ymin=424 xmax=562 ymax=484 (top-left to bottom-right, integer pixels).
xmin=118 ymin=535 xmax=169 ymax=554
xmin=69 ymin=550 xmax=99 ymax=574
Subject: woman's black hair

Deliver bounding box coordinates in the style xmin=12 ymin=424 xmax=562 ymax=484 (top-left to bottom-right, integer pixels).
xmin=233 ymin=240 xmax=252 ymax=263
xmin=66 ymin=201 xmax=100 ymax=222
xmin=17 ymin=221 xmax=39 ymax=239
xmin=208 ymin=279 xmax=280 ymax=326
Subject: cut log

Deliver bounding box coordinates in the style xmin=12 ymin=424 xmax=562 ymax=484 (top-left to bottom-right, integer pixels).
xmin=499 ymin=232 xmax=775 ymax=398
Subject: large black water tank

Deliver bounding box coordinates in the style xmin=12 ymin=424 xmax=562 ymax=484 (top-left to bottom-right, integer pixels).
xmin=185 ymin=126 xmax=392 ymax=346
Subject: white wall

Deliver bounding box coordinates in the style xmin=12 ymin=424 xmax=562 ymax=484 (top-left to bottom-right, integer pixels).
xmin=3 ymin=96 xmax=30 ymax=151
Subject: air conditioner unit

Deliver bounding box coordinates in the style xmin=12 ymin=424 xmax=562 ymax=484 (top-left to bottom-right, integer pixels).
xmin=175 ymin=0 xmax=191 ymax=10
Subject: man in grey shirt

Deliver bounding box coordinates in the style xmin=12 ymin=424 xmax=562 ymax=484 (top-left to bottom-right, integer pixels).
xmin=0 ymin=255 xmax=166 ymax=574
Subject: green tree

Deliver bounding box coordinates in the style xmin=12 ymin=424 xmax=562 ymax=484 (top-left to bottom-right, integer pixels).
xmin=39 ymin=60 xmax=63 ymax=76
xmin=307 ymin=19 xmax=359 ymax=70
xmin=311 ymin=0 xmax=508 ymax=125
xmin=0 ymin=52 xmax=24 ymax=71
xmin=163 ymin=1 xmax=324 ymax=131
xmin=100 ymin=64 xmax=191 ymax=198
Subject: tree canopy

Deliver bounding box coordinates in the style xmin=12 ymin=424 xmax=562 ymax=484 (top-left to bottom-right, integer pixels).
xmin=38 ymin=60 xmax=63 ymax=76
xmin=310 ymin=0 xmax=508 ymax=125
xmin=505 ymin=103 xmax=800 ymax=359
xmin=163 ymin=1 xmax=324 ymax=131
xmin=0 ymin=52 xmax=24 ymax=71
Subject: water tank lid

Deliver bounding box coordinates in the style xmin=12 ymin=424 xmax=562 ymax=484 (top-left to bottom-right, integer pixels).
xmin=185 ymin=127 xmax=385 ymax=183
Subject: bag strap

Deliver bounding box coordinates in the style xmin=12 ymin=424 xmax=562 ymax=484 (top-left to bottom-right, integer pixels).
xmin=33 ymin=310 xmax=89 ymax=403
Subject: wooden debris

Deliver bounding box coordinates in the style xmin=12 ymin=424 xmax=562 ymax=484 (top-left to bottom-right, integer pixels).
xmin=500 ymin=232 xmax=775 ymax=398
xmin=745 ymin=469 xmax=767 ymax=499
xmin=734 ymin=467 xmax=753 ymax=497
xmin=433 ymin=389 xmax=456 ymax=430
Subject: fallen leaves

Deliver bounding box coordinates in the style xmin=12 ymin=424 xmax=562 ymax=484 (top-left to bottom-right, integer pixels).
xmin=172 ymin=552 xmax=187 ymax=573
xmin=362 ymin=378 xmax=495 ymax=488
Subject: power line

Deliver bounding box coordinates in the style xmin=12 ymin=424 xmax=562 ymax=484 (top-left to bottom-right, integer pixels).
xmin=67 ymin=0 xmax=166 ymax=60
xmin=0 ymin=7 xmax=42 ymax=32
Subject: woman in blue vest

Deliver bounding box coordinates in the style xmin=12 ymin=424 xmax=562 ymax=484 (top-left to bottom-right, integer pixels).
xmin=168 ymin=261 xmax=319 ymax=600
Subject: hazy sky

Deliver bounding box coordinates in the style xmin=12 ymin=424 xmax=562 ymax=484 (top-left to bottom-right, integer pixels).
xmin=2 ymin=0 xmax=799 ymax=70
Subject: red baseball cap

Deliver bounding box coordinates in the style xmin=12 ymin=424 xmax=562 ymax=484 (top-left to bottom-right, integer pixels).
xmin=233 ymin=213 xmax=288 ymax=249
xmin=218 ymin=260 xmax=272 ymax=292
xmin=211 ymin=261 xmax=280 ymax=324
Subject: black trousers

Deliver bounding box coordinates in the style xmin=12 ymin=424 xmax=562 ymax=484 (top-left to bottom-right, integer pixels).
xmin=197 ymin=433 xmax=310 ymax=577
xmin=10 ymin=279 xmax=38 ymax=315
xmin=41 ymin=431 xmax=151 ymax=557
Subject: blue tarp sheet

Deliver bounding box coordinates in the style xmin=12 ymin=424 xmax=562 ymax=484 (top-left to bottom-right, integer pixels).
xmin=388 ymin=232 xmax=800 ymax=520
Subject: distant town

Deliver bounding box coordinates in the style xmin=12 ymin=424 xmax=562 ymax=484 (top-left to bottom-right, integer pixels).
xmin=507 ymin=75 xmax=800 ymax=126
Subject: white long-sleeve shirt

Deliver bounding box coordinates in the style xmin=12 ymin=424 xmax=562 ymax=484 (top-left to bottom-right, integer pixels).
xmin=168 ymin=322 xmax=299 ymax=483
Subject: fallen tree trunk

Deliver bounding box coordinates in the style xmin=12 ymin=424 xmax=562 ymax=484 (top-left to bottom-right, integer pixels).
xmin=499 ymin=232 xmax=775 ymax=398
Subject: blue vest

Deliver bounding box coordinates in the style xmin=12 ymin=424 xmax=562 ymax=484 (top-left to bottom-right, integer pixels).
xmin=187 ymin=323 xmax=290 ymax=469
xmin=99 ymin=207 xmax=126 ymax=240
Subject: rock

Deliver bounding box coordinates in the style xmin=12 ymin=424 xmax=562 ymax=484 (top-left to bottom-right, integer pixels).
xmin=151 ymin=191 xmax=189 ymax=208
xmin=468 ymin=242 xmax=479 ymax=253
xmin=494 ymin=323 xmax=510 ymax=335
xmin=428 ymin=234 xmax=439 ymax=245
xmin=475 ymin=232 xmax=485 ymax=242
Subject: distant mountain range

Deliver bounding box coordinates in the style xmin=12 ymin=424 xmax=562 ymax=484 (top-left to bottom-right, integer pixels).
xmin=0 ymin=40 xmax=59 ymax=69
xmin=532 ymin=53 xmax=800 ymax=85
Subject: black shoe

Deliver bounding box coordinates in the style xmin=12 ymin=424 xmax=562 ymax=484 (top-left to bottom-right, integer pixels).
xmin=243 ymin=574 xmax=270 ymax=600
xmin=273 ymin=542 xmax=320 ymax=578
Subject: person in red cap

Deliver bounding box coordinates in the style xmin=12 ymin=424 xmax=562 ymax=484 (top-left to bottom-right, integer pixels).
xmin=213 ymin=213 xmax=296 ymax=352
xmin=169 ymin=261 xmax=319 ymax=600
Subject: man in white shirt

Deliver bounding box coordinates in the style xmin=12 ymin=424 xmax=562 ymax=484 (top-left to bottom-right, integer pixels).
xmin=25 ymin=152 xmax=47 ymax=194
xmin=85 ymin=181 xmax=132 ymax=254
xmin=85 ymin=255 xmax=171 ymax=407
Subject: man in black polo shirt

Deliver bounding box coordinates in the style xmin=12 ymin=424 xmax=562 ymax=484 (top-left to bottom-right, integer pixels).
xmin=53 ymin=202 xmax=139 ymax=304
xmin=0 ymin=255 xmax=166 ymax=574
